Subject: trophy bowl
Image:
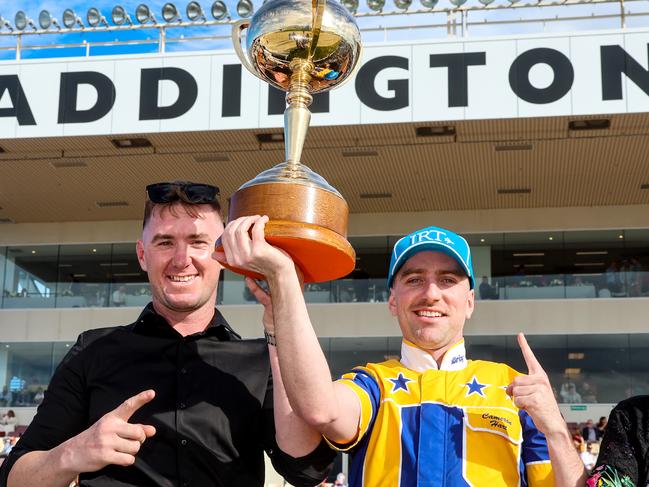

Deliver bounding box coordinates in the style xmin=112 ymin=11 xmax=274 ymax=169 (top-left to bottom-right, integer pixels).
xmin=218 ymin=0 xmax=362 ymax=283
xmin=242 ymin=0 xmax=362 ymax=94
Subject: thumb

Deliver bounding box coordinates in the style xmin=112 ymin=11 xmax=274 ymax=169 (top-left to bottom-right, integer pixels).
xmin=213 ymin=250 xmax=227 ymax=265
xmin=245 ymin=277 xmax=271 ymax=305
xmin=113 ymin=389 xmax=155 ymax=421
xmin=141 ymin=424 xmax=157 ymax=438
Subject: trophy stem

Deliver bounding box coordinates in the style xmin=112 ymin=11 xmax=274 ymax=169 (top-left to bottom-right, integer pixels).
xmin=284 ymin=59 xmax=314 ymax=173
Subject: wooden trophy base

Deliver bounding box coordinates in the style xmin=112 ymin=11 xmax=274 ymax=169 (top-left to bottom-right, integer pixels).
xmin=217 ymin=181 xmax=356 ymax=283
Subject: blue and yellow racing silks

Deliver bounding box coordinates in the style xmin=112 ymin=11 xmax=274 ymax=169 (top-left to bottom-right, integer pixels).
xmin=326 ymin=339 xmax=554 ymax=487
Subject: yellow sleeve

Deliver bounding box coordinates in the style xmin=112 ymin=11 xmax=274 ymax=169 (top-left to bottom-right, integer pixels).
xmin=323 ymin=368 xmax=380 ymax=452
xmin=526 ymin=461 xmax=554 ymax=487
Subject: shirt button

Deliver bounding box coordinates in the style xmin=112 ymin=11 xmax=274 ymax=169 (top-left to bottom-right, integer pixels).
xmin=180 ymin=368 xmax=187 ymax=374
xmin=179 ymin=402 xmax=186 ymax=409
xmin=180 ymin=439 xmax=187 ymax=446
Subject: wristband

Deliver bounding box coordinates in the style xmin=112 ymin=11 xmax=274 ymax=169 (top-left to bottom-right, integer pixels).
xmin=264 ymin=330 xmax=276 ymax=346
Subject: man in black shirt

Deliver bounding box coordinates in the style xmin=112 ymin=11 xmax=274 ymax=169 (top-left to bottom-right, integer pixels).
xmin=0 ymin=181 xmax=333 ymax=487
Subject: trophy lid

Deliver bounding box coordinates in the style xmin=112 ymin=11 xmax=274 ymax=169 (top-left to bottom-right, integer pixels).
xmin=237 ymin=161 xmax=343 ymax=197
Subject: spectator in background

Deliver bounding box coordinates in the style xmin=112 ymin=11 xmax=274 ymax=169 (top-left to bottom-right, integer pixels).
xmin=582 ymin=419 xmax=598 ymax=443
xmin=560 ymin=382 xmax=583 ymax=403
xmin=512 ymin=264 xmax=526 ymax=286
xmin=0 ymin=410 xmax=17 ymax=435
xmin=111 ymin=285 xmax=127 ymax=307
xmin=333 ymin=472 xmax=348 ymax=487
xmin=8 ymin=376 xmax=24 ymax=404
xmin=62 ymin=275 xmax=81 ymax=297
xmin=581 ymin=382 xmax=598 ymax=403
xmin=605 ymin=260 xmax=621 ymax=294
xmin=1 ymin=437 xmax=13 ymax=456
xmin=33 ymin=388 xmax=45 ymax=405
xmin=351 ymin=268 xmax=370 ymax=303
xmin=596 ymin=416 xmax=607 ymax=438
xmin=479 ymin=276 xmax=498 ymax=300
xmin=0 ymin=386 xmax=9 ymax=407
xmin=628 ymin=257 xmax=642 ymax=296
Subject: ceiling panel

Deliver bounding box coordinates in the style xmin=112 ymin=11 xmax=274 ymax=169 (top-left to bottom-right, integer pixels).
xmin=0 ymin=113 xmax=648 ymax=223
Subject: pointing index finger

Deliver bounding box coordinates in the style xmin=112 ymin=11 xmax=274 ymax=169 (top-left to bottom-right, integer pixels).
xmin=518 ymin=332 xmax=544 ymax=376
xmin=113 ymin=389 xmax=155 ymax=421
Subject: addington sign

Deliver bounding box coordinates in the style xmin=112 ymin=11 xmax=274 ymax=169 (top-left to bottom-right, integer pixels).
xmin=0 ymin=28 xmax=648 ymax=138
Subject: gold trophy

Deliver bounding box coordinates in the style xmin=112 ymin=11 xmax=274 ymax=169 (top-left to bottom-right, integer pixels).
xmin=220 ymin=0 xmax=362 ymax=283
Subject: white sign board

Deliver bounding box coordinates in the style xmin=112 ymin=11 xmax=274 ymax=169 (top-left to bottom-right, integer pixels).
xmin=0 ymin=28 xmax=648 ymax=138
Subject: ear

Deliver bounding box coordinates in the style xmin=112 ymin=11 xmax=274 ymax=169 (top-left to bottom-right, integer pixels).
xmin=136 ymin=240 xmax=147 ymax=272
xmin=388 ymin=288 xmax=398 ymax=317
xmin=465 ymin=288 xmax=475 ymax=320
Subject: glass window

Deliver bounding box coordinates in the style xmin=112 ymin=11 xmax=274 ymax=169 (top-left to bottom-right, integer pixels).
xmin=627 ymin=334 xmax=649 ymax=398
xmin=0 ymin=342 xmax=53 ymax=407
xmin=304 ymin=281 xmax=333 ymax=304
xmin=329 ymin=337 xmax=389 ymax=380
xmin=319 ymin=337 xmax=332 ymax=367
xmin=564 ymin=230 xmax=625 ymax=298
xmin=2 ymin=334 xmax=643 ymax=408
xmin=467 ymin=234 xmax=504 ymax=299
xmin=339 ymin=236 xmax=391 ymax=303
xmin=620 ymin=229 xmax=649 ymax=297
xmin=109 ymin=243 xmax=149 ymax=308
xmin=52 ymin=342 xmax=74 ymax=371
xmin=387 ymin=336 xmax=402 ymax=359
xmin=0 ymin=247 xmax=6 ymax=308
xmin=465 ymin=335 xmax=508 ymax=364
xmin=498 ymin=232 xmax=566 ymax=298
xmin=2 ymin=245 xmax=59 ymax=309
xmin=221 ymin=269 xmax=251 ymax=305
xmin=348 ymin=236 xmax=391 ymax=279
xmin=56 ymin=244 xmax=112 ymax=308
xmin=565 ymin=334 xmax=630 ymax=403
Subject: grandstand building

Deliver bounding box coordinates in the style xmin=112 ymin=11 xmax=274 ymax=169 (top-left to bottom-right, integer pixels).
xmin=0 ymin=0 xmax=648 ymax=480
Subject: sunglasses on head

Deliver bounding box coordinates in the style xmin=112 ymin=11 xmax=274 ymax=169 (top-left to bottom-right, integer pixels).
xmin=146 ymin=182 xmax=220 ymax=204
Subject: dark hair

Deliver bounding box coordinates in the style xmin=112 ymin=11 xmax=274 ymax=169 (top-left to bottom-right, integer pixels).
xmin=142 ymin=183 xmax=222 ymax=229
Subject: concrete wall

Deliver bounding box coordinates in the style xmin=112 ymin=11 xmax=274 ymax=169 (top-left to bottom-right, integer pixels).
xmin=0 ymin=297 xmax=647 ymax=342
xmin=2 ymin=204 xmax=649 ymax=245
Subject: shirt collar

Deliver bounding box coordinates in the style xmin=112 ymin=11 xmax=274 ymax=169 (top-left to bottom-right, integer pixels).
xmin=400 ymin=338 xmax=467 ymax=372
xmin=132 ymin=303 xmax=241 ymax=341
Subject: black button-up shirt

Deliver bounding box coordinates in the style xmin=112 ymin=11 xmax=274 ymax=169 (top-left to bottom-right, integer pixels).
xmin=0 ymin=304 xmax=333 ymax=486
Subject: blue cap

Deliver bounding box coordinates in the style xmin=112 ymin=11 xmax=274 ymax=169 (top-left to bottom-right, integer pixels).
xmin=387 ymin=226 xmax=474 ymax=289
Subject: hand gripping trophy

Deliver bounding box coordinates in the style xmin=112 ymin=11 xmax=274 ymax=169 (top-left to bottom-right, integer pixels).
xmin=223 ymin=0 xmax=362 ymax=283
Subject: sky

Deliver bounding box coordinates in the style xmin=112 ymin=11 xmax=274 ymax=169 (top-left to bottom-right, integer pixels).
xmin=0 ymin=0 xmax=637 ymax=61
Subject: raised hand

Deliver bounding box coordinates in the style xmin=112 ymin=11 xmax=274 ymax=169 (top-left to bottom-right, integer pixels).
xmin=62 ymin=389 xmax=156 ymax=473
xmin=506 ymin=333 xmax=566 ymax=435
xmin=215 ymin=215 xmax=294 ymax=279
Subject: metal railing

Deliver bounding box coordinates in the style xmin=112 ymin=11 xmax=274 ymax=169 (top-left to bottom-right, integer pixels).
xmin=0 ymin=0 xmax=647 ymax=60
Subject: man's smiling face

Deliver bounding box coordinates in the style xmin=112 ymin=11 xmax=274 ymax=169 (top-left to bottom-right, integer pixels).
xmin=137 ymin=203 xmax=224 ymax=315
xmin=388 ymin=251 xmax=474 ymax=354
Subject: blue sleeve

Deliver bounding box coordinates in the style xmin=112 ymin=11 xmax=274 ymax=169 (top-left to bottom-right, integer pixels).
xmin=328 ymin=367 xmax=382 ymax=451
xmin=520 ymin=410 xmax=550 ymax=463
